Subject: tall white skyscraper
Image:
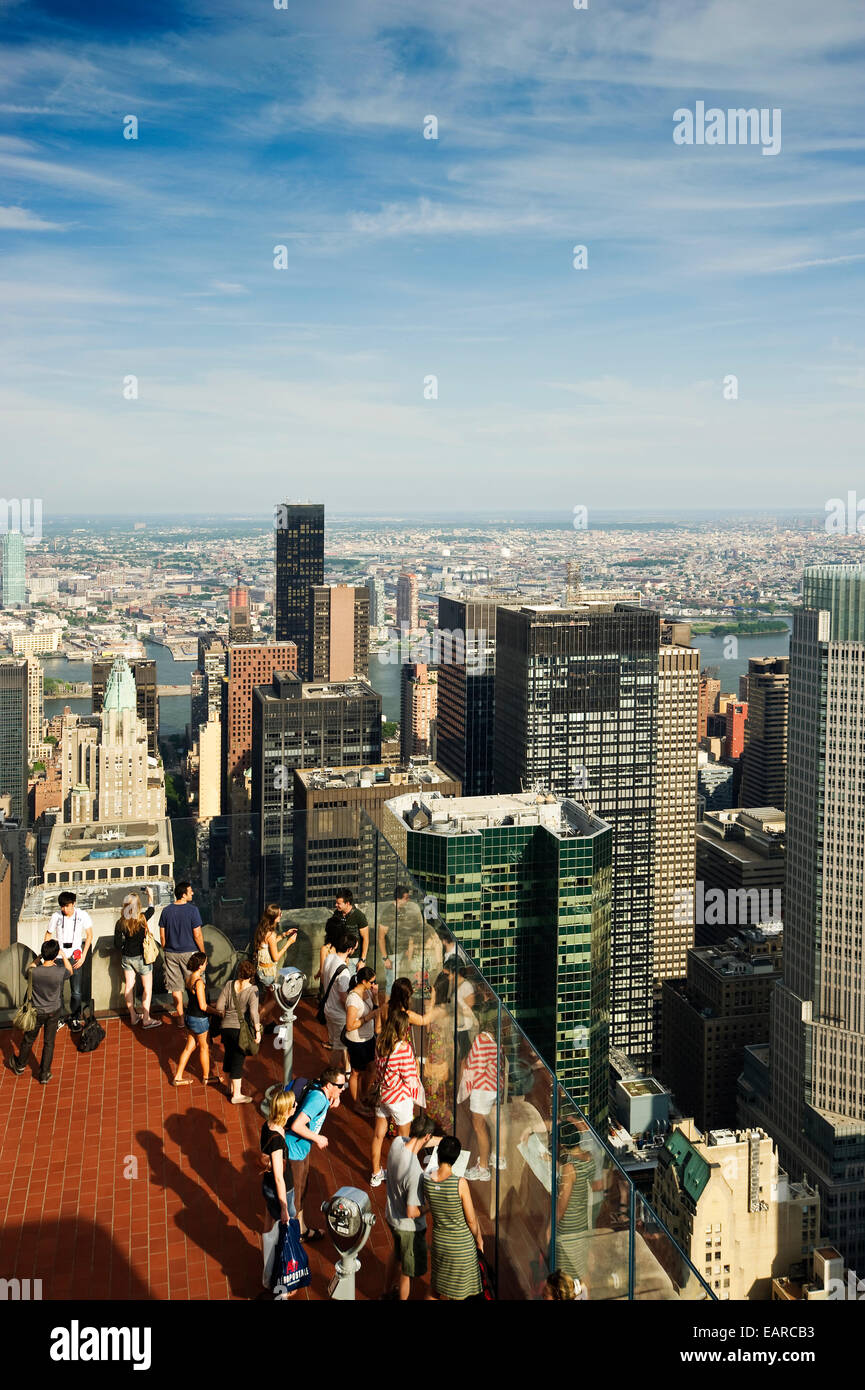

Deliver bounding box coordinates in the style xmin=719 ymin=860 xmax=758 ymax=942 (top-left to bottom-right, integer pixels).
xmin=739 ymin=565 xmax=865 ymax=1272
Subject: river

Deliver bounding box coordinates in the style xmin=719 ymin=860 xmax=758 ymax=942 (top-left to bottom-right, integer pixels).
xmin=41 ymin=624 xmax=791 ymax=743
xmin=42 ymin=639 xmax=196 ymax=741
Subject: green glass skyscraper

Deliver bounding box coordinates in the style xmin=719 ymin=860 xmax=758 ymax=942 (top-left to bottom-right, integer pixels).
xmin=1 ymin=532 xmax=26 ymax=608
xmin=387 ymin=790 xmax=612 ymax=1124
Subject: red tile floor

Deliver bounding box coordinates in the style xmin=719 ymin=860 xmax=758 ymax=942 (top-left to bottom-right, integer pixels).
xmin=0 ymin=1001 xmax=438 ymax=1301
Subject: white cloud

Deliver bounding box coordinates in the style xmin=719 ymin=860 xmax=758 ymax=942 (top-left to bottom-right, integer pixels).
xmin=0 ymin=204 xmax=63 ymax=230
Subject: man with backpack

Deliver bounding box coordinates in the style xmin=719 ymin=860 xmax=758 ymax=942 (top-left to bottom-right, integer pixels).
xmin=8 ymin=940 xmax=73 ymax=1084
xmin=286 ymin=1066 xmax=346 ymax=1243
xmin=319 ymin=931 xmax=356 ymax=1071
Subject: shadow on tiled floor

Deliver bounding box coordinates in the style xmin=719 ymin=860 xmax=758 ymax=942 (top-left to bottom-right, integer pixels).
xmin=0 ymin=1002 xmax=429 ymax=1301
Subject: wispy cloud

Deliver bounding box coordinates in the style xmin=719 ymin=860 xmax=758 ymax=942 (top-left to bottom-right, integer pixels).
xmin=0 ymin=203 xmax=63 ymax=229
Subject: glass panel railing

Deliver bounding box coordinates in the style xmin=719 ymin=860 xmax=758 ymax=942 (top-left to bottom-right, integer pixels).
xmin=497 ymin=1005 xmax=554 ymax=1299
xmin=555 ymin=1086 xmax=632 ymax=1300
xmin=633 ymin=1191 xmax=713 ymax=1300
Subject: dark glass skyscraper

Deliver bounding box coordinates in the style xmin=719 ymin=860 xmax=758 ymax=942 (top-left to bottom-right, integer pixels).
xmin=274 ymin=502 xmax=325 ymax=679
xmin=0 ymin=659 xmax=29 ymax=822
xmin=436 ymin=596 xmax=498 ymax=796
xmin=251 ymin=670 xmax=382 ymax=907
xmin=493 ymin=602 xmax=660 ymax=1065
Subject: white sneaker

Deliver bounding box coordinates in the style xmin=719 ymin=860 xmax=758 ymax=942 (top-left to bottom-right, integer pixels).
xmin=370 ymin=1169 xmax=386 ymax=1188
xmin=490 ymin=1155 xmax=508 ymax=1171
xmin=465 ymin=1166 xmax=491 ymax=1182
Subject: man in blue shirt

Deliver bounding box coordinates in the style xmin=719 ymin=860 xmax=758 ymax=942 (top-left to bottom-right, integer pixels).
xmin=159 ymin=881 xmax=205 ymax=1025
xmin=287 ymin=1066 xmax=346 ymax=1241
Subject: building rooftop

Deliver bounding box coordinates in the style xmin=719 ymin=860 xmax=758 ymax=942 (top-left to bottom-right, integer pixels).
xmin=296 ymin=761 xmax=453 ymax=791
xmin=43 ymin=819 xmax=173 ymax=868
xmin=266 ymin=673 xmax=378 ymax=701
xmin=384 ymin=790 xmax=610 ymax=841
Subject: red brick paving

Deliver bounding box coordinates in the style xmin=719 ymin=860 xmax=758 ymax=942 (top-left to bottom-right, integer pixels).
xmin=0 ymin=1003 xmax=441 ymax=1302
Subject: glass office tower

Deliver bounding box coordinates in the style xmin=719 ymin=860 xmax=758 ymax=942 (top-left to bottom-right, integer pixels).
xmin=274 ymin=502 xmax=324 ymax=680
xmin=493 ymin=602 xmax=660 ymax=1067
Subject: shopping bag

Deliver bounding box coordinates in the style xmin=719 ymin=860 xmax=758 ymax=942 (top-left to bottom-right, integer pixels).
xmin=272 ymin=1219 xmax=311 ymax=1297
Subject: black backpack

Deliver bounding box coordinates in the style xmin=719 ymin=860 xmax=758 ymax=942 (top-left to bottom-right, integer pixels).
xmin=74 ymin=1003 xmax=106 ymax=1054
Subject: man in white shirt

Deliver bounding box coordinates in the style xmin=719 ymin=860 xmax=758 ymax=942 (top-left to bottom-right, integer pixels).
xmin=44 ymin=891 xmax=93 ymax=1032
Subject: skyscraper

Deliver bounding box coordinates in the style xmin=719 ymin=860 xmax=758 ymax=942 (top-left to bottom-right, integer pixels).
xmin=97 ymin=658 xmax=166 ymax=822
xmin=739 ymin=565 xmax=865 ymax=1271
xmin=391 ymin=791 xmax=612 ymax=1123
xmin=653 ymin=641 xmax=700 ymax=1057
xmin=724 ymin=700 xmax=748 ymax=761
xmin=274 ymin=502 xmax=325 ymax=679
xmin=493 ymin=601 xmax=660 ymax=1065
xmin=228 ymin=581 xmax=254 ymax=645
xmin=0 ymin=659 xmax=29 ymax=821
xmin=396 ymin=572 xmax=419 ymax=632
xmin=740 ymin=657 xmax=789 ymax=811
xmin=251 ymin=671 xmax=382 ymax=905
xmin=698 ymin=674 xmax=720 ymax=741
xmin=223 ymin=642 xmax=298 ymax=790
xmin=191 ymin=634 xmax=228 ymax=737
xmin=309 ymin=585 xmax=369 ymax=682
xmin=92 ymin=658 xmax=158 ymax=756
xmin=436 ymin=595 xmax=499 ymax=797
xmin=25 ymin=656 xmax=43 ymax=763
xmin=1 ymin=532 xmax=26 ymax=609
xmin=63 ymin=659 xmax=165 ymax=823
xmin=366 ymin=571 xmax=386 ymax=631
xmin=400 ymin=662 xmax=437 ymax=761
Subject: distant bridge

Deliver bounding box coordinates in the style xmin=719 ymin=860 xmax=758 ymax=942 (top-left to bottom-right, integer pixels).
xmin=44 ymin=683 xmax=191 ymax=700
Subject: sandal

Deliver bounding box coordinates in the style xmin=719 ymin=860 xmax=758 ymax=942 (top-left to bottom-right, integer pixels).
xmin=300 ymin=1228 xmax=325 ymax=1244
xmin=231 ymin=1095 xmax=253 ymax=1104
xmin=172 ymin=1078 xmax=192 ymax=1086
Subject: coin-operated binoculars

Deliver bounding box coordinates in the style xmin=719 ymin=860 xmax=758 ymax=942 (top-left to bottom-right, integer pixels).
xmin=321 ymin=1187 xmax=376 ymax=1300
xmin=260 ymin=965 xmax=306 ymax=1119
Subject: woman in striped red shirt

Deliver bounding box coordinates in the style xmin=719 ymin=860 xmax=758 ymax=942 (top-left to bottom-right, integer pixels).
xmin=459 ymin=1030 xmax=504 ymax=1184
xmin=369 ymin=1010 xmax=423 ymax=1188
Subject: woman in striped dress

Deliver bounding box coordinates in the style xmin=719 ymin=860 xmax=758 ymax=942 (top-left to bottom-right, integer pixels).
xmin=369 ymin=1009 xmax=423 ymax=1187
xmin=554 ymin=1124 xmax=601 ymax=1285
xmin=424 ymin=1134 xmax=483 ymax=1300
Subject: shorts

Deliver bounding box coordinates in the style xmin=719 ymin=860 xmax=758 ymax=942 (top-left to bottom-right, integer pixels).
xmin=376 ymin=1097 xmax=414 ymax=1127
xmin=164 ymin=951 xmax=196 ymax=993
xmin=346 ymin=1036 xmax=376 ymax=1071
xmin=469 ymin=1088 xmax=497 ymax=1117
xmin=389 ymin=1224 xmax=428 ymax=1279
xmin=121 ymin=955 xmax=153 ymax=977
xmin=262 ymin=1173 xmax=296 ymax=1222
xmin=185 ymin=1015 xmax=209 ymax=1036
xmin=325 ymin=1014 xmax=345 ymax=1051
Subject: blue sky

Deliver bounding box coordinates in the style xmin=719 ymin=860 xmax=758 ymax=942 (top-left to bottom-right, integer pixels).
xmin=1 ymin=0 xmax=864 ymax=516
